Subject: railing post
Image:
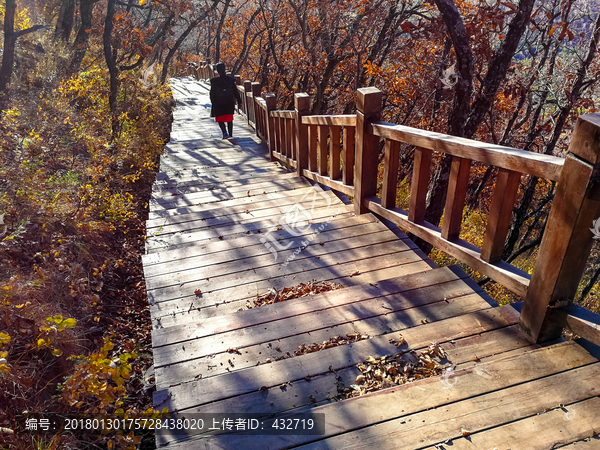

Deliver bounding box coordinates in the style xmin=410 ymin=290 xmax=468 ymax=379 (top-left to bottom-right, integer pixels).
xmin=520 ymin=113 xmax=600 ymax=342
xmin=354 ymin=87 xmax=382 ymax=215
xmin=234 ymin=75 xmax=241 ymax=85
xmin=251 ymin=82 xmax=261 ymax=129
xmin=295 ymin=93 xmax=310 ymax=177
xmin=265 ymin=94 xmax=277 ymax=162
xmin=243 ymin=80 xmax=252 ymax=121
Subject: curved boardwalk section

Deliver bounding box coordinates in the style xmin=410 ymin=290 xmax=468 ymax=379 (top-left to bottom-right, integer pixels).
xmin=144 ymin=77 xmax=600 ymax=449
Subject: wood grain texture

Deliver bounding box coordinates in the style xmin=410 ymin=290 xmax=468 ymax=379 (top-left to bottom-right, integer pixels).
xmin=481 ymin=168 xmax=521 ymax=263
xmin=381 ymin=139 xmax=400 ymax=209
xmin=408 ymin=146 xmax=432 ymax=223
xmin=343 ymin=126 xmax=355 ymax=186
xmin=370 ymin=121 xmax=564 ymax=181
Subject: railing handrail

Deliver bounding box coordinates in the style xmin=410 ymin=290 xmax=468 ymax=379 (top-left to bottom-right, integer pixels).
xmin=371 ymin=121 xmax=565 ymax=181
xmin=302 ymin=115 xmax=356 ymax=127
xmin=189 ymin=62 xmax=600 ymax=346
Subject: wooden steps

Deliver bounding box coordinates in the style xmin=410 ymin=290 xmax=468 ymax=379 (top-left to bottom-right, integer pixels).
xmin=145 ymin=77 xmax=600 ymax=450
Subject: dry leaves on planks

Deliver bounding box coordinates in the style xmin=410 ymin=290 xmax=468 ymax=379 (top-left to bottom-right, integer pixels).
xmin=246 ymin=280 xmax=344 ymax=309
xmin=345 ymin=340 xmax=448 ymax=398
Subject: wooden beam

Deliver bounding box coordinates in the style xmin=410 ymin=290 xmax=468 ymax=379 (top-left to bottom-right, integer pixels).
xmin=481 ymin=169 xmax=521 ymax=263
xmin=441 ymin=156 xmax=471 ymax=241
xmin=354 ymin=87 xmax=382 ymax=215
xmin=381 ymin=139 xmax=400 ymax=209
xmin=330 ymin=126 xmax=341 ymax=180
xmin=521 ymin=113 xmax=600 ymax=342
xmin=295 ymin=93 xmax=310 ymax=177
xmin=308 ymin=125 xmax=318 ymax=172
xmin=243 ymin=80 xmax=252 ymax=121
xmin=548 ymin=303 xmax=600 ymax=348
xmin=270 ymin=110 xmax=296 ymax=119
xmin=365 ymin=197 xmax=530 ymax=297
xmin=408 ymin=147 xmax=432 ymax=224
xmin=301 ymin=170 xmax=355 ymax=197
xmin=302 ymin=115 xmax=356 ymax=126
xmin=370 ymin=122 xmax=564 ymax=181
xmin=264 ymin=94 xmax=277 ymax=162
xmin=343 ymin=126 xmax=355 ymax=186
xmin=318 ymin=125 xmax=328 ymax=176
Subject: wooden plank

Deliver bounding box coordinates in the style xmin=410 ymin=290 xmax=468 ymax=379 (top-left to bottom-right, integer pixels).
xmin=145 ymin=229 xmax=401 ymax=291
xmin=155 ymin=164 xmax=286 ymax=183
xmin=370 ymin=121 xmax=564 ymax=181
xmin=144 ymin=221 xmax=388 ymax=277
xmin=154 ymin=283 xmax=492 ymax=371
xmin=149 ymin=254 xmax=432 ymax=327
xmin=155 ymin=292 xmax=503 ymax=388
xmin=365 ymin=197 xmax=531 ymax=297
xmin=153 ymin=304 xmax=524 ymax=411
xmin=381 ymin=139 xmax=400 ymax=209
xmin=145 ymin=205 xmax=353 ymax=253
xmin=150 ymin=181 xmax=319 ymax=216
xmin=481 ymin=168 xmax=521 ymax=263
xmin=154 ymin=272 xmax=478 ymax=365
xmin=329 ymin=125 xmax=341 ymax=180
xmin=149 ymin=179 xmax=310 ymax=216
xmin=270 ymin=110 xmax=295 ymax=119
xmin=549 ymin=303 xmax=600 ymax=348
xmin=142 ymin=214 xmax=379 ymax=266
xmin=156 ymin=339 xmax=542 ymax=447
xmin=151 ymin=166 xmax=292 ymax=196
xmin=297 ymin=363 xmax=600 ymax=450
xmin=408 ymin=146 xmax=432 ymax=223
xmin=441 ymin=156 xmax=471 ymax=241
xmin=147 ymin=196 xmax=337 ymax=236
xmin=272 ymin=151 xmax=298 ymax=169
xmin=308 ymin=125 xmax=318 ymax=172
xmin=318 ymin=125 xmax=328 ymax=176
xmin=302 ymin=115 xmax=356 ymax=126
xmin=151 ymin=266 xmax=466 ymax=343
xmin=421 ymin=396 xmax=600 ymax=450
xmin=151 ymin=171 xmax=298 ymax=194
xmin=343 ymin=126 xmax=355 ymax=186
xmin=165 ymin=340 xmax=597 ymax=449
xmin=147 ymin=239 xmax=417 ymax=304
xmin=559 ymin=437 xmax=600 ymax=449
xmin=301 ymin=170 xmax=355 ymax=197
xmin=147 ymin=185 xmax=332 ymax=229
xmin=152 ymin=259 xmax=433 ymax=329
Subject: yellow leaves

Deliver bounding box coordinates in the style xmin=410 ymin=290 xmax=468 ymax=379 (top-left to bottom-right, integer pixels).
xmin=44 ymin=314 xmax=77 ymax=331
xmin=0 ymin=332 xmax=10 ymax=346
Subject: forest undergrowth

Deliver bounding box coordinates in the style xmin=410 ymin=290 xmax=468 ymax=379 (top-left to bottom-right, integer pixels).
xmin=0 ymin=39 xmax=175 ymax=449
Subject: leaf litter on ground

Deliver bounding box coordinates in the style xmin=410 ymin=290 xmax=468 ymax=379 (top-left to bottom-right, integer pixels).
xmin=244 ymin=280 xmax=344 ymax=309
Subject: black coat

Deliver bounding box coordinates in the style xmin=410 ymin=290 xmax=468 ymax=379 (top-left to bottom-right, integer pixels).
xmin=209 ymin=75 xmax=242 ymax=117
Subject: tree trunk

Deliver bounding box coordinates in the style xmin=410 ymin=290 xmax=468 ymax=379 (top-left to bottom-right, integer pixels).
xmin=103 ymin=0 xmax=120 ymax=138
xmin=420 ymin=0 xmax=536 ymax=255
xmin=0 ymin=0 xmax=18 ymax=98
xmin=69 ymin=0 xmax=98 ymax=74
xmin=55 ymin=0 xmax=75 ymax=42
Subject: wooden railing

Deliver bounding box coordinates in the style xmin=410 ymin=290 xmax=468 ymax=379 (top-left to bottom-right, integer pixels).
xmin=191 ymin=64 xmax=600 ymax=345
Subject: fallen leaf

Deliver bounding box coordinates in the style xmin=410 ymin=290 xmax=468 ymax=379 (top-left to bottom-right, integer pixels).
xmin=194 ymin=289 xmax=202 ymax=296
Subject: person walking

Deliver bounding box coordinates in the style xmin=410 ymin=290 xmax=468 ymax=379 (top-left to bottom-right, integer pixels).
xmin=209 ymin=62 xmax=242 ymax=139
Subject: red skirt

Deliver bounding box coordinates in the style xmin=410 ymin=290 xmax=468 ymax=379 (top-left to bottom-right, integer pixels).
xmin=215 ymin=114 xmax=234 ymax=122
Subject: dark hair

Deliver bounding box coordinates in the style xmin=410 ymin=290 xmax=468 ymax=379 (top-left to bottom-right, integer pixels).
xmin=216 ymin=62 xmax=226 ymax=76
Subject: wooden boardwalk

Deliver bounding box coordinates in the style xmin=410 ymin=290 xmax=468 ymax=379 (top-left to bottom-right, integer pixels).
xmin=144 ymin=77 xmax=600 ymax=449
